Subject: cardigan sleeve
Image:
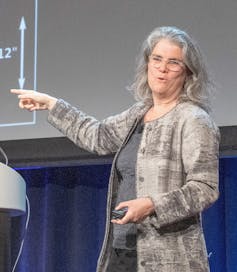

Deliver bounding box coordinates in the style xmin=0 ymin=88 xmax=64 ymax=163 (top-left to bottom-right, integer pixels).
xmin=149 ymin=112 xmax=220 ymax=228
xmin=47 ymin=99 xmax=144 ymax=155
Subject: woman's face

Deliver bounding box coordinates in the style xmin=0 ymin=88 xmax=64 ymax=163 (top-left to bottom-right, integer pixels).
xmin=147 ymin=38 xmax=187 ymax=102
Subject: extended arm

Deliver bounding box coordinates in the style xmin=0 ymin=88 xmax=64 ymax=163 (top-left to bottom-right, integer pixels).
xmin=11 ymin=89 xmax=146 ymax=155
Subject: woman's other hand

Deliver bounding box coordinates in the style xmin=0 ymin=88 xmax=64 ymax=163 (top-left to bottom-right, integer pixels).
xmin=111 ymin=197 xmax=155 ymax=225
xmin=11 ymin=89 xmax=57 ymax=111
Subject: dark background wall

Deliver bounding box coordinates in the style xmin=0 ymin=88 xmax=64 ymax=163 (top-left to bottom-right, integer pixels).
xmin=0 ymin=125 xmax=235 ymax=168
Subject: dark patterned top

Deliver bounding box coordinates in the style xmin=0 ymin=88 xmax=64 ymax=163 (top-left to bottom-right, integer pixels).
xmin=113 ymin=121 xmax=144 ymax=249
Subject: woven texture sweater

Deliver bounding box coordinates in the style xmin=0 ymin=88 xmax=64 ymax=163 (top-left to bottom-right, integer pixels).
xmin=48 ymin=99 xmax=220 ymax=272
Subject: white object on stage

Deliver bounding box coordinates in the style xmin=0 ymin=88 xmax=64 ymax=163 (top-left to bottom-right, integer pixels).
xmin=0 ymin=162 xmax=26 ymax=216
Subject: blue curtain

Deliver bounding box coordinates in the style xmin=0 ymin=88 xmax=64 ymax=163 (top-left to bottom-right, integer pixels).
xmin=202 ymin=156 xmax=237 ymax=272
xmin=10 ymin=157 xmax=237 ymax=272
xmin=11 ymin=164 xmax=110 ymax=272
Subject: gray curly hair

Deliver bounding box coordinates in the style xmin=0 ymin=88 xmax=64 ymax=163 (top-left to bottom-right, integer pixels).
xmin=129 ymin=26 xmax=214 ymax=112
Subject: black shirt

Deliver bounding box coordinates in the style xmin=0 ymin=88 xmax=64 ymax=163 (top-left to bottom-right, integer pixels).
xmin=113 ymin=121 xmax=144 ymax=249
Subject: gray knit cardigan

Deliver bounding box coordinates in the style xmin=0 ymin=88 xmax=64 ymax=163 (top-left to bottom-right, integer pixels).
xmin=48 ymin=99 xmax=220 ymax=272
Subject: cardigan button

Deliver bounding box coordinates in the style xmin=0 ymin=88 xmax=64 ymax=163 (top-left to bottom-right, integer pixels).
xmin=140 ymin=148 xmax=145 ymax=154
xmin=140 ymin=260 xmax=146 ymax=266
xmin=139 ymin=176 xmax=144 ymax=182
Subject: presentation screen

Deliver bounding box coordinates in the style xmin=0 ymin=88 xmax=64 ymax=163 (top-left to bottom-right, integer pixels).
xmin=0 ymin=0 xmax=37 ymax=135
xmin=0 ymin=0 xmax=237 ymax=141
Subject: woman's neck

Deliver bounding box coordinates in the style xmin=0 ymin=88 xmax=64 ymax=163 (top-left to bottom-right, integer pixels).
xmin=152 ymin=87 xmax=182 ymax=107
xmin=152 ymin=95 xmax=179 ymax=109
xmin=144 ymin=99 xmax=178 ymax=122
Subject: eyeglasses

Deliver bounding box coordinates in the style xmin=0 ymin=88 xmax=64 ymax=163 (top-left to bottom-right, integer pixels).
xmin=149 ymin=55 xmax=185 ymax=72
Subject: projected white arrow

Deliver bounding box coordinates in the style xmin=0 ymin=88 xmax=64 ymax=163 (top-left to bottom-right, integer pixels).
xmin=18 ymin=17 xmax=27 ymax=89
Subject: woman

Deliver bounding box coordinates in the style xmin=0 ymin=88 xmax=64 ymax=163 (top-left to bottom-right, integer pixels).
xmin=11 ymin=26 xmax=219 ymax=272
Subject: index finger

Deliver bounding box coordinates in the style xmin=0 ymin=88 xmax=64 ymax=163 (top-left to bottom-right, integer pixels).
xmin=10 ymin=89 xmax=34 ymax=95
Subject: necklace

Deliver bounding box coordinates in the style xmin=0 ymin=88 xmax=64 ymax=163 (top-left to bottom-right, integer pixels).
xmin=144 ymin=99 xmax=178 ymax=122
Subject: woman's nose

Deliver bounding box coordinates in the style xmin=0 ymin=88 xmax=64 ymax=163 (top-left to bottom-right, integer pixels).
xmin=157 ymin=61 xmax=168 ymax=72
